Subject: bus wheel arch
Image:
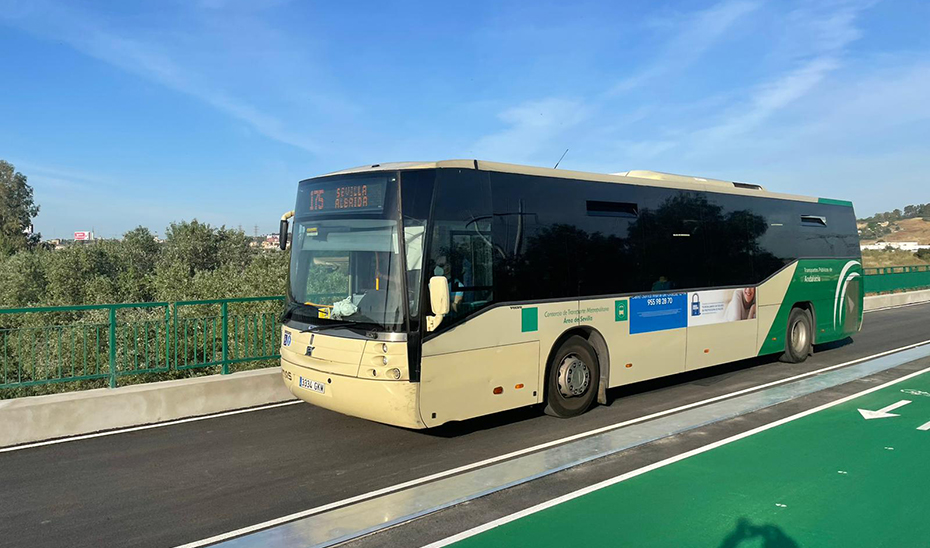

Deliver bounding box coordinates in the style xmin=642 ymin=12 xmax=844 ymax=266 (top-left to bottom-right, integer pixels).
xmin=543 ymin=327 xmax=608 ymax=417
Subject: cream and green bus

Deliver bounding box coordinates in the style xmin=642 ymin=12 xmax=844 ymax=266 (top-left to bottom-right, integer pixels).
xmin=277 ymin=161 xmax=863 ymax=428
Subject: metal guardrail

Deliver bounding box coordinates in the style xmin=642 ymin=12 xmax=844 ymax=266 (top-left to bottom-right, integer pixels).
xmin=863 ymin=265 xmax=930 ymax=294
xmin=0 ymin=297 xmax=285 ymax=393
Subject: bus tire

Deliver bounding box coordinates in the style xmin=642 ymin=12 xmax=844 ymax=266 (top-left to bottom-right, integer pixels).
xmin=779 ymin=308 xmax=812 ymax=364
xmin=544 ymin=335 xmax=600 ymax=418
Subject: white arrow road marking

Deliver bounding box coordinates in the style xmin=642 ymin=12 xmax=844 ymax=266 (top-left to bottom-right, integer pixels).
xmin=857 ymin=400 xmax=912 ymax=420
xmin=918 ymin=420 xmax=930 ymax=431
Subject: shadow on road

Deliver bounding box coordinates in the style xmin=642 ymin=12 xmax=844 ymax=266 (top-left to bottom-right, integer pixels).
xmin=814 ymin=336 xmax=854 ymax=352
xmin=719 ymin=517 xmax=800 ymax=548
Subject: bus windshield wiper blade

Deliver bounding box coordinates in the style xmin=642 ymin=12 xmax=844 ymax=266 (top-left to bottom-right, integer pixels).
xmin=300 ymin=321 xmax=353 ymax=333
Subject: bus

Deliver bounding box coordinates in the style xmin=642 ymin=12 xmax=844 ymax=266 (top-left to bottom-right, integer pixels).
xmin=277 ymin=160 xmax=863 ymax=428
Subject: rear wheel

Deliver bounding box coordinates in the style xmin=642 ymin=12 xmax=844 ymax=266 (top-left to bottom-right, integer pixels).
xmin=780 ymin=308 xmax=813 ymax=363
xmin=544 ymin=336 xmax=599 ymax=418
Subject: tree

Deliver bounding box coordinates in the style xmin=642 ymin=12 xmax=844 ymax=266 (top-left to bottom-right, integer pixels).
xmin=0 ymin=160 xmax=40 ymax=256
xmin=119 ymin=226 xmax=161 ymax=302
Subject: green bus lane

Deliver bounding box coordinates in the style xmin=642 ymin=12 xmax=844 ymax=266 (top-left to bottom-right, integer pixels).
xmin=451 ymin=368 xmax=930 ymax=548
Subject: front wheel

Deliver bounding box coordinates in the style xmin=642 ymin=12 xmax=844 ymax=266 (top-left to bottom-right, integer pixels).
xmin=779 ymin=308 xmax=813 ymax=363
xmin=544 ymin=335 xmax=599 ymax=418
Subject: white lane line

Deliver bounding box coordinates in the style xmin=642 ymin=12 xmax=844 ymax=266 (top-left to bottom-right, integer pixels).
xmin=424 ymin=363 xmax=930 ymax=547
xmin=0 ymin=400 xmax=302 ymax=454
xmin=174 ymin=339 xmax=930 ymax=548
xmin=918 ymin=420 xmax=930 ymax=431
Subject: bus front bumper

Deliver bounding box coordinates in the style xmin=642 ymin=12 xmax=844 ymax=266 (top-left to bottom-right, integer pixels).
xmin=281 ymin=357 xmax=427 ymax=429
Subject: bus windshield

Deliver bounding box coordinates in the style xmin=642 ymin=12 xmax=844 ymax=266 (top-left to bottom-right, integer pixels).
xmin=288 ymin=218 xmax=407 ymax=330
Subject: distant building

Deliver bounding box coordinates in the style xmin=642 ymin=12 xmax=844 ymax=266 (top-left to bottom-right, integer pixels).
xmin=261 ymin=234 xmax=280 ymax=250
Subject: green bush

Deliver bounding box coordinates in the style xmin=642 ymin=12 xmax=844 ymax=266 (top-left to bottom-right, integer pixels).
xmin=0 ymin=221 xmax=287 ymax=308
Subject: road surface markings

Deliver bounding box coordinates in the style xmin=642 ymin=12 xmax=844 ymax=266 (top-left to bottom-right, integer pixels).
xmin=178 ymin=339 xmax=930 ymax=548
xmin=900 ymin=388 xmax=930 ymax=397
xmin=423 ymin=363 xmax=930 ymax=548
xmin=918 ymin=420 xmax=930 ymax=431
xmin=857 ymin=400 xmax=911 ymax=420
xmin=0 ymin=400 xmax=302 ymax=454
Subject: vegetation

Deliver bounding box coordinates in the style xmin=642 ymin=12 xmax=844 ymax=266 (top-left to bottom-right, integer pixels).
xmin=861 ymin=249 xmax=930 ymax=268
xmin=0 ymin=160 xmax=40 ymax=255
xmin=0 ymin=223 xmax=287 ymax=308
xmin=859 ymin=204 xmax=930 ymax=223
xmin=0 ymin=160 xmax=289 ymax=398
xmin=858 ymin=204 xmax=930 ymax=241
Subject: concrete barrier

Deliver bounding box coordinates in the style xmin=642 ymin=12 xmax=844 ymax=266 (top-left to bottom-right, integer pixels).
xmin=0 ymin=368 xmax=295 ymax=448
xmin=864 ymin=289 xmax=930 ymax=311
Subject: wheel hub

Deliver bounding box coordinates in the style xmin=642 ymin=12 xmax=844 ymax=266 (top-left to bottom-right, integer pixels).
xmin=557 ymin=354 xmax=590 ymax=398
xmin=791 ymin=320 xmax=808 ymax=354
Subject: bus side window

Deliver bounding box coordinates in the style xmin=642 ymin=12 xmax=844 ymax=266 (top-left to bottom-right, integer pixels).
xmin=427 ymin=169 xmax=493 ymax=328
xmin=638 ymin=188 xmax=710 ymax=291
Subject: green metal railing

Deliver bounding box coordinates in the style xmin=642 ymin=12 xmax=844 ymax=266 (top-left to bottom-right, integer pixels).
xmin=0 ymin=267 xmax=923 ymax=396
xmin=0 ymin=296 xmax=284 ymax=394
xmin=863 ymin=265 xmax=930 ymax=294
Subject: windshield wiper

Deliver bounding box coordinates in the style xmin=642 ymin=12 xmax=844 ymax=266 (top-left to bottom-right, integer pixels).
xmin=300 ymin=321 xmax=353 ymax=333
xmin=300 ymin=319 xmax=386 ymax=334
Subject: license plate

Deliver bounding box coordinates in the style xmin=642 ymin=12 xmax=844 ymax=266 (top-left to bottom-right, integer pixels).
xmin=299 ymin=376 xmax=325 ymax=394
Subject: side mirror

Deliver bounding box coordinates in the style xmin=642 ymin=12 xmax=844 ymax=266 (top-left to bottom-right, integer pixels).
xmin=426 ymin=275 xmax=450 ymax=332
xmin=279 ymin=219 xmax=289 ymax=250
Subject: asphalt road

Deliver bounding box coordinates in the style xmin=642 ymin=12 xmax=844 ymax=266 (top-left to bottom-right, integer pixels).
xmin=1 ymin=303 xmax=928 ymax=548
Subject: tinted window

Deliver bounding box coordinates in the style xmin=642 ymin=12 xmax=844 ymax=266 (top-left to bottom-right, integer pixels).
xmin=492 ymin=173 xmax=566 ymax=300
xmin=491 ymin=173 xmax=594 ymax=301
xmin=492 ymin=174 xmax=689 ymax=300
xmin=427 ymin=169 xmax=493 ymax=328
xmin=702 ymin=193 xmax=761 ymax=286
xmin=433 ymin=171 xmax=859 ymax=312
xmin=796 ymin=203 xmax=860 ymax=258
xmin=749 ymin=197 xmax=798 ymax=281
xmin=636 ymin=187 xmax=709 ymax=291
xmin=400 ymin=169 xmax=435 ymax=329
xmin=576 ymin=183 xmax=647 ymax=296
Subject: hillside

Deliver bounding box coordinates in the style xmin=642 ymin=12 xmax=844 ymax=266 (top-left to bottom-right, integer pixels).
xmin=858 ymin=217 xmax=930 ymax=244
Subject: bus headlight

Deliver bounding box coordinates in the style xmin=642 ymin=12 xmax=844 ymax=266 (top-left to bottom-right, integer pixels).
xmin=387 ymin=368 xmax=401 ymax=380
xmin=382 ymin=356 xmax=389 ymax=366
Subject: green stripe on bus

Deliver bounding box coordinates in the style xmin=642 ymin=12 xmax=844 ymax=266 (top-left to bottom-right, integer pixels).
xmin=818 ymin=197 xmax=853 ymax=207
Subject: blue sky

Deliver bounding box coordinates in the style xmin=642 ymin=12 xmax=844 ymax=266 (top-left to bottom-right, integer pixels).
xmin=1 ymin=0 xmax=928 ymax=239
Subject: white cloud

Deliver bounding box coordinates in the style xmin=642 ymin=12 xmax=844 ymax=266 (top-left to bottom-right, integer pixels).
xmin=470 ymin=98 xmax=591 ymax=164
xmin=610 ymin=0 xmax=763 ymax=94
xmin=675 ymin=1 xmax=871 ymax=153
xmin=0 ymin=0 xmax=331 ymax=155
xmin=694 ymin=56 xmax=840 ymax=145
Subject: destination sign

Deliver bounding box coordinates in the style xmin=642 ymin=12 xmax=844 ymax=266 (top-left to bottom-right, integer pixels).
xmin=299 ymin=178 xmax=387 ymax=215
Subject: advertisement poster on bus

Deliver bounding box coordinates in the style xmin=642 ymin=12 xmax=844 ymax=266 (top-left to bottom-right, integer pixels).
xmin=687 ymin=287 xmax=757 ymax=327
xmin=629 ymin=293 xmax=688 ymax=334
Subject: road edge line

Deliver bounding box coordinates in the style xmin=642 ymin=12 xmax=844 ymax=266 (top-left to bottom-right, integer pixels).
xmin=0 ymin=400 xmax=302 ymax=454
